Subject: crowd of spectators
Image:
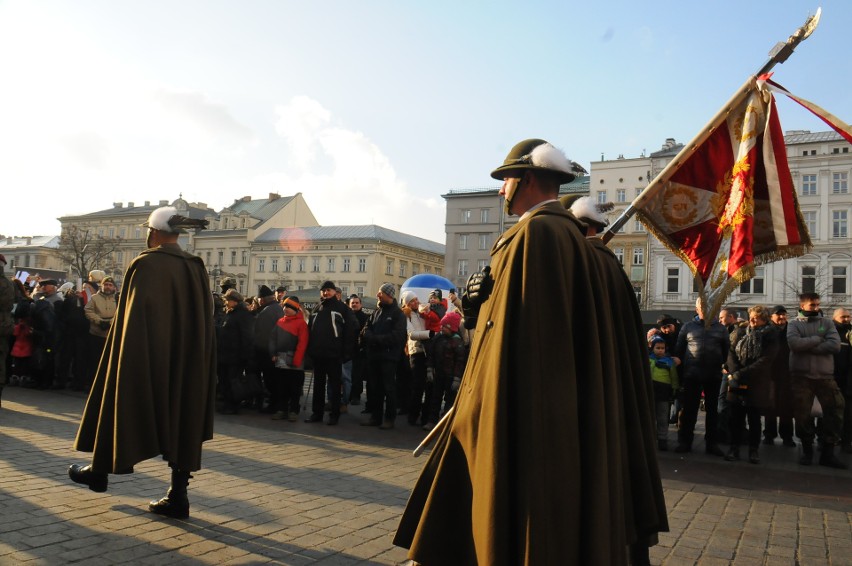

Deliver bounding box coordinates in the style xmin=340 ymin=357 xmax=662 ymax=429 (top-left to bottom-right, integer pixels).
xmin=649 ymin=292 xmax=851 ymax=469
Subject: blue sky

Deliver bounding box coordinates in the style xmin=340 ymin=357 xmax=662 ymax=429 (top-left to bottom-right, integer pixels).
xmin=1 ymin=1 xmax=847 ymax=243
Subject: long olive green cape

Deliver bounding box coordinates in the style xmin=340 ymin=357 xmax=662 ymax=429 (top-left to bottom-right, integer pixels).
xmin=394 ymin=202 xmax=667 ymax=565
xmin=74 ymin=244 xmax=216 ymax=473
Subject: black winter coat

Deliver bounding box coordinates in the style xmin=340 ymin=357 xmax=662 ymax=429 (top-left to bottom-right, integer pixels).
xmin=675 ymin=317 xmax=730 ymax=381
xmin=218 ymin=304 xmax=255 ymax=365
xmin=363 ymin=300 xmax=406 ymax=362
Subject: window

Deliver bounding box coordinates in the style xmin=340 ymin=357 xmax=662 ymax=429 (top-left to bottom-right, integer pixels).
xmin=802 ymin=265 xmax=816 ymax=294
xmin=412 ymin=263 xmax=419 ymax=275
xmin=342 ymin=258 xmax=350 ymax=272
xmin=459 ymin=234 xmax=468 ymax=250
xmin=258 ymin=258 xmax=265 ymax=273
xmin=832 ymin=210 xmax=847 ymax=238
xmin=116 ymin=252 xmax=124 ymax=264
xmin=613 ymin=247 xmax=624 ymax=265
xmin=400 ymin=262 xmax=407 ymax=277
xmin=312 ymin=258 xmax=320 ymax=272
xmin=803 ymin=211 xmax=817 ymax=238
xmin=597 ymin=190 xmax=606 ymax=204
xmin=458 ymin=260 xmax=469 ymax=277
xmin=298 ymin=258 xmax=305 ymax=272
xmin=327 ymin=257 xmax=335 ymax=272
xmin=632 ymin=247 xmax=644 ymax=265
xmin=357 ymin=286 xmax=365 ymax=296
xmin=833 ymin=172 xmax=848 ymax=194
xmin=801 ymin=174 xmax=817 ymax=196
xmin=739 ymin=267 xmax=765 ymax=294
xmin=218 ymin=251 xmax=224 ymax=266
xmin=284 ymin=258 xmax=292 ymax=272
xmin=271 ymin=259 xmax=278 ymax=273
xmin=462 ymin=210 xmax=471 ymax=223
xmin=833 ymin=266 xmax=847 ymax=294
xmin=119 ymin=227 xmax=126 ymax=238
xmin=477 ymin=259 xmax=488 ymax=271
xmin=634 ymin=217 xmax=645 ymax=232
xmin=480 ymin=209 xmax=489 ymax=223
xmin=666 ymin=267 xmax=679 ymax=293
xmin=479 ymin=234 xmax=489 ymax=250
xmin=386 ymin=259 xmax=393 ymax=275
xmin=633 ymin=285 xmax=642 ymax=304
xmin=108 ymin=227 xmax=115 ymax=238
xmin=231 ymin=251 xmax=236 ymax=265
xmin=242 ymin=251 xmax=248 ymax=265
xmin=616 ymin=189 xmax=626 ymax=203
xmin=135 ymin=227 xmax=141 ymax=239
xmin=424 ymin=265 xmax=431 ymax=273
xmin=206 ymin=251 xmax=211 ymax=265
xmin=358 ymin=258 xmax=367 ymax=272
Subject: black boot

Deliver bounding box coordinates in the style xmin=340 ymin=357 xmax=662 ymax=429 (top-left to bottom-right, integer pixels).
xmin=819 ymin=444 xmax=849 ymax=470
xmin=799 ymin=442 xmax=813 ymax=466
xmin=68 ymin=464 xmax=108 ymax=492
xmin=148 ymin=468 xmax=191 ymax=519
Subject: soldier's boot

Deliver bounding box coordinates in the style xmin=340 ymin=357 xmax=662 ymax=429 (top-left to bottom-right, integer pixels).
xmin=148 ymin=468 xmax=191 ymax=519
xmin=68 ymin=464 xmax=108 ymax=492
xmin=799 ymin=442 xmax=814 ymax=466
xmin=818 ymin=444 xmax=849 ymax=470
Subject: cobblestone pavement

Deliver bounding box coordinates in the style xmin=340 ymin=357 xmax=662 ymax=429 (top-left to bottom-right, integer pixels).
xmin=1 ymin=386 xmax=850 ymax=565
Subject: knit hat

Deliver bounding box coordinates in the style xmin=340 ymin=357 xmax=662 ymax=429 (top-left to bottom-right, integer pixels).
xmin=649 ymin=335 xmax=666 ymax=348
xmin=429 ymin=288 xmax=442 ymax=300
xmin=646 ymin=328 xmax=661 ymax=343
xmin=223 ymin=288 xmax=244 ymax=303
xmin=320 ymin=280 xmax=336 ymax=291
xmin=400 ymin=290 xmax=418 ymax=307
xmin=258 ymin=285 xmax=274 ymax=298
xmin=283 ymin=296 xmax=301 ymax=312
xmin=89 ymin=270 xmax=106 ymax=283
xmin=379 ymin=282 xmax=395 ymax=298
xmin=440 ymin=311 xmax=462 ymax=333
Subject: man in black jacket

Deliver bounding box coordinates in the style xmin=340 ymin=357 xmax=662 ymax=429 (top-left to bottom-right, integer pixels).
xmin=361 ymin=283 xmax=407 ymax=429
xmin=674 ymin=298 xmax=730 ymax=456
xmin=306 ymin=281 xmax=357 ymax=425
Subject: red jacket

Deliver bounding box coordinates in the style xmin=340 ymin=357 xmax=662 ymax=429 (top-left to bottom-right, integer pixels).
xmin=270 ymin=314 xmax=310 ymax=369
xmin=12 ymin=320 xmax=34 ymax=358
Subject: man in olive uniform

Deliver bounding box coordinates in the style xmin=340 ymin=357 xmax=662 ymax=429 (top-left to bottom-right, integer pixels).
xmin=69 ymin=206 xmax=216 ymax=518
xmin=395 ymin=139 xmax=666 ymax=565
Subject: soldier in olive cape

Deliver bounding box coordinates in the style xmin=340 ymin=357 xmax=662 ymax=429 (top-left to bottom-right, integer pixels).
xmin=395 ymin=139 xmax=667 ymax=565
xmin=69 ymin=206 xmax=216 ymax=519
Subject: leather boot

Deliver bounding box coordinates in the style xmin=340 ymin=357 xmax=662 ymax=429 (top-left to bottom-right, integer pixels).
xmin=724 ymin=446 xmax=740 ymax=461
xmin=818 ymin=444 xmax=849 ymax=470
xmin=799 ymin=442 xmax=813 ymax=466
xmin=148 ymin=468 xmax=191 ymax=519
xmin=68 ymin=464 xmax=108 ymax=492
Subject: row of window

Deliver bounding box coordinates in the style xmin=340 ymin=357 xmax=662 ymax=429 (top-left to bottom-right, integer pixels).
xmin=800 ymin=172 xmax=849 ymax=196
xmin=802 ymin=210 xmax=851 ymax=238
xmin=460 ymin=209 xmax=491 ymax=224
xmin=663 ymin=265 xmax=849 ymax=296
xmin=458 ymin=234 xmax=491 ymax=250
xmin=800 ymin=147 xmax=850 ymax=156
xmin=457 ymin=259 xmax=490 ymax=278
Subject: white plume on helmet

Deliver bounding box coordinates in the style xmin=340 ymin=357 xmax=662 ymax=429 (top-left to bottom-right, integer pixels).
xmin=529 ymin=143 xmax=587 ymax=177
xmin=570 ymin=196 xmax=613 ymax=227
xmin=144 ymin=206 xmax=180 ymax=232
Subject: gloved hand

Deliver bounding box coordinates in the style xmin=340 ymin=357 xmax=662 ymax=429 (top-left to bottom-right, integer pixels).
xmin=99 ymin=320 xmax=111 ymax=330
xmin=462 ymin=266 xmax=494 ymax=330
xmin=451 ymin=377 xmax=461 ymax=392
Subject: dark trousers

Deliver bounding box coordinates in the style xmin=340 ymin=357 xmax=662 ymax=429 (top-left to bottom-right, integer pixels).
xmin=425 ymin=368 xmax=458 ymax=425
xmin=349 ymin=354 xmax=366 ymax=403
xmin=792 ymin=375 xmax=845 ymax=446
xmin=367 ymin=358 xmax=397 ymax=422
xmin=729 ymin=403 xmax=762 ymax=449
xmin=407 ymin=353 xmax=428 ymax=423
xmin=217 ymin=362 xmax=243 ymax=411
xmin=842 ymin=391 xmax=852 ymax=447
xmin=678 ymin=376 xmax=722 ymax=448
xmin=59 ymin=332 xmax=87 ymax=387
xmin=396 ymin=355 xmax=411 ymax=414
xmin=271 ymin=367 xmax=304 ymax=414
xmin=311 ymin=357 xmax=342 ymax=418
xmin=763 ymin=412 xmax=794 ymax=441
xmin=87 ymin=333 xmax=107 ymax=387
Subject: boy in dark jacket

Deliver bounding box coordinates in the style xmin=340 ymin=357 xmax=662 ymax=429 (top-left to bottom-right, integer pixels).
xmin=423 ymin=311 xmax=467 ymax=431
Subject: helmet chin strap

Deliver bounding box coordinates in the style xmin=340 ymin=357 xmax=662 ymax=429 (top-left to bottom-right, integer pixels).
xmin=503 ymin=176 xmax=522 ymax=216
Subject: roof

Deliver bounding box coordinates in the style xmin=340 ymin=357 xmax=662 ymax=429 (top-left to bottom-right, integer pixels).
xmin=223 ymin=195 xmax=295 ymax=222
xmin=649 ymin=143 xmax=684 ymax=159
xmin=784 ymin=130 xmax=844 ymax=145
xmin=254 ymin=225 xmax=445 ymax=255
xmin=0 ymin=236 xmax=60 ymax=249
xmin=62 ymin=198 xmax=212 ymax=222
xmin=444 ymin=175 xmax=590 ymax=197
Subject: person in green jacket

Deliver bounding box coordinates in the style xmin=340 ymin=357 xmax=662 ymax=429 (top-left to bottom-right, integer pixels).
xmin=649 ymin=335 xmax=680 ymax=451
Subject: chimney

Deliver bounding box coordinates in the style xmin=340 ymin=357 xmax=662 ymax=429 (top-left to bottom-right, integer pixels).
xmin=242 ymin=196 xmax=251 ymax=202
xmin=128 ymin=202 xmax=134 ymax=207
xmin=159 ymin=200 xmax=168 ymax=206
xmin=26 ymin=237 xmax=32 ymax=245
xmin=269 ymin=192 xmax=280 ymax=201
xmin=144 ymin=201 xmax=150 ymax=206
xmin=113 ymin=202 xmax=123 ymax=208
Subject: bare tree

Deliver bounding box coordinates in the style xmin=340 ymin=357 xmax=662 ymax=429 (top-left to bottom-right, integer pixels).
xmin=56 ymin=226 xmax=123 ymax=281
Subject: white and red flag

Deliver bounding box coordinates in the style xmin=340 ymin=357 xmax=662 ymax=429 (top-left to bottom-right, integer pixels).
xmin=762 ymin=77 xmax=852 ymax=144
xmin=635 ymin=80 xmax=812 ymax=319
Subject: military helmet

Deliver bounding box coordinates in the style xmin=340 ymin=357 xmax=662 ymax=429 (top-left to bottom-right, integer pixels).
xmin=490 ymin=138 xmax=586 ymax=184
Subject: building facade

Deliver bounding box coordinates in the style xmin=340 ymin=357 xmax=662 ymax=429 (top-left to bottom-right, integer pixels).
xmin=442 ymin=177 xmax=589 ymax=293
xmin=0 ymin=236 xmax=63 ymax=283
xmin=645 ymin=130 xmax=852 ymax=313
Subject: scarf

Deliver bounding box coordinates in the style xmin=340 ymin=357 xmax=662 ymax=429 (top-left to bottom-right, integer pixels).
xmin=735 ymin=323 xmax=770 ymax=364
